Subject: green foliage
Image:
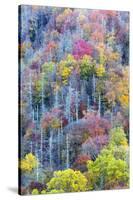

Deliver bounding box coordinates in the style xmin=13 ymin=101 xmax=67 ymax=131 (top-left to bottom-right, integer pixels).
xmin=109 ymin=145 xmax=129 ymax=162
xmin=32 ymin=79 xmax=42 ymax=105
xmin=64 ymin=54 xmax=77 ymax=67
xmin=97 ymin=43 xmax=107 ymax=66
xmin=41 ymin=190 xmax=47 ymax=194
xmin=20 ymin=7 xmax=129 ymax=194
xmin=107 ymin=127 xmax=129 ymax=163
xmin=95 ymin=77 xmax=106 ymax=95
xmin=109 ymin=127 xmax=128 ymax=147
xmin=43 ymin=170 xmax=54 ymax=184
xmin=40 ymin=62 xmax=55 ymax=91
xmin=41 ymin=62 xmax=55 ymax=74
xmin=47 ymin=169 xmax=87 ymax=192
xmin=31 ymin=188 xmax=39 ymax=195
xmin=48 ymin=189 xmax=64 ymax=194
xmin=86 ymin=127 xmax=129 ymax=190
xmin=34 ymin=79 xmax=42 ymax=93
xmin=31 ymin=187 xmax=64 ymax=195
xmin=87 ymin=149 xmax=129 ymax=190
xmin=80 ymin=55 xmax=96 ymax=79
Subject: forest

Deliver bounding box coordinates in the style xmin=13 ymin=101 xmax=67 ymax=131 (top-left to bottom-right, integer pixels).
xmin=19 ymin=5 xmax=129 ymax=195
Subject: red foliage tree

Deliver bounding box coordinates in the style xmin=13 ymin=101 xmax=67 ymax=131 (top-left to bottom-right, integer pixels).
xmin=73 ymin=39 xmax=93 ymax=60
xmin=83 ymin=112 xmax=111 ymax=137
xmin=73 ymin=154 xmax=91 ymax=172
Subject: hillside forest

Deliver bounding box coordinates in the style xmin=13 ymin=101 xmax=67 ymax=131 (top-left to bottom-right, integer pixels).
xmin=19 ymin=5 xmax=129 ymax=195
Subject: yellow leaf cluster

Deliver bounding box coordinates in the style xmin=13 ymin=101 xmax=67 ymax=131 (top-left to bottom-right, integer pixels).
xmin=57 ymin=54 xmax=76 ymax=84
xmin=120 ymin=139 xmax=128 ymax=147
xmin=96 ymin=64 xmax=105 ymax=77
xmin=78 ymin=14 xmax=86 ymax=25
xmin=56 ymin=9 xmax=72 ymax=27
xmin=107 ymin=52 xmax=120 ymax=62
xmin=105 ymin=67 xmax=129 ymax=109
xmin=63 ymin=8 xmax=72 ymax=16
xmin=20 ymin=153 xmax=38 ymax=173
xmin=119 ymin=94 xmax=129 ymax=109
xmin=47 ymin=168 xmax=87 ymax=192
xmin=51 ymin=118 xmax=60 ymax=129
xmin=62 ymin=67 xmax=71 ymax=83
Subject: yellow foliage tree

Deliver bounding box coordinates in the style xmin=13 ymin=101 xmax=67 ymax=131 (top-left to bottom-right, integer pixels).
xmin=96 ymin=64 xmax=105 ymax=77
xmin=19 ymin=153 xmax=38 ymax=173
xmin=96 ymin=43 xmax=107 ymax=66
xmin=47 ymin=169 xmax=87 ymax=192
xmin=57 ymin=54 xmax=76 ymax=84
xmin=105 ymin=67 xmax=129 ymax=110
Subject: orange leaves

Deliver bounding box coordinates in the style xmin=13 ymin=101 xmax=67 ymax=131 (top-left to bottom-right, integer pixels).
xmin=75 ymin=155 xmax=91 ymax=165
xmin=105 ymin=67 xmax=129 ymax=109
xmin=119 ymin=94 xmax=129 ymax=109
xmin=46 ymin=41 xmax=57 ymax=53
xmin=41 ymin=108 xmax=63 ymax=129
xmin=91 ymin=31 xmax=104 ymax=43
xmin=56 ymin=8 xmax=72 ymax=30
xmin=107 ymin=51 xmax=120 ymax=62
xmin=101 ymin=10 xmax=118 ymax=18
xmin=78 ymin=14 xmax=87 ymax=26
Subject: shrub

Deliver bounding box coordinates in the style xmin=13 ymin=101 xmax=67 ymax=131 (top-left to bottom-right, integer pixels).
xmin=29 ymin=181 xmax=45 ymax=193
xmin=48 ymin=189 xmax=64 ymax=194
xmin=47 ymin=169 xmax=87 ymax=192
xmin=31 ymin=188 xmax=39 ymax=195
xmin=41 ymin=190 xmax=47 ymax=194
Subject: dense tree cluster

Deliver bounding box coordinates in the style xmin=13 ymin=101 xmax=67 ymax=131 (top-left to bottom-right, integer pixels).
xmin=19 ymin=5 xmax=129 ymax=195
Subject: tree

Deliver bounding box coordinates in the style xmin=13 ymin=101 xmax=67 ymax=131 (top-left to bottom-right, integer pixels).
xmin=96 ymin=64 xmax=105 ymax=77
xmin=83 ymin=111 xmax=111 ymax=137
xmin=73 ymin=155 xmax=91 ymax=172
xmin=87 ymin=148 xmax=129 ymax=190
xmin=31 ymin=188 xmax=39 ymax=195
xmin=86 ymin=126 xmax=129 ymax=190
xmin=19 ymin=153 xmax=38 ymax=173
xmin=57 ymin=54 xmax=77 ymax=84
xmin=82 ymin=135 xmax=109 ymax=160
xmin=41 ymin=108 xmax=63 ymax=129
xmin=56 ymin=8 xmax=73 ymax=32
xmin=47 ymin=169 xmax=87 ymax=192
xmin=73 ymin=39 xmax=93 ymax=60
xmin=105 ymin=67 xmax=129 ymax=110
xmin=80 ymin=55 xmax=96 ymax=80
xmin=96 ymin=43 xmax=107 ymax=66
xmin=109 ymin=127 xmax=128 ymax=147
